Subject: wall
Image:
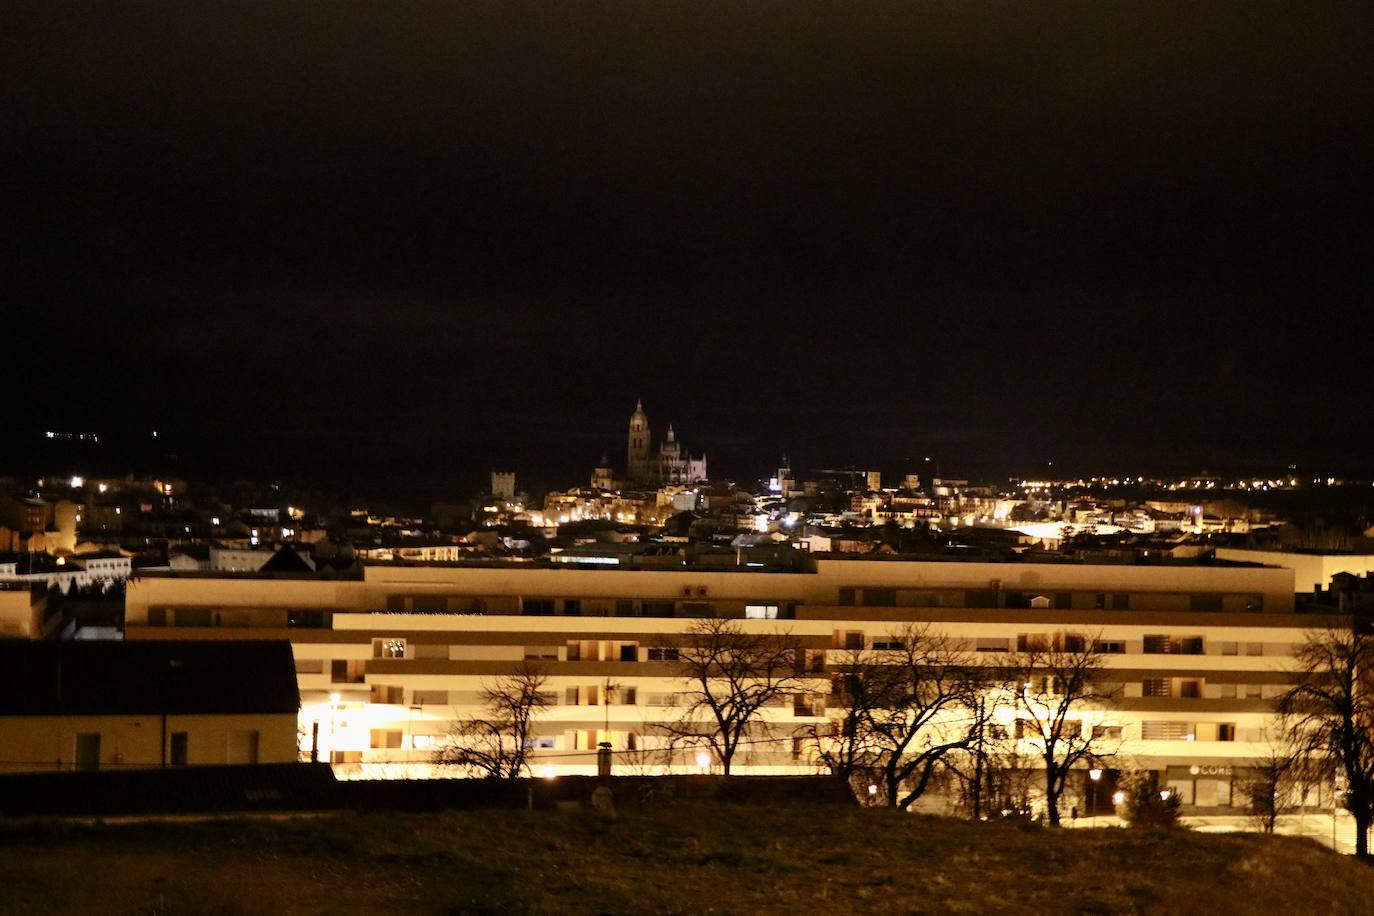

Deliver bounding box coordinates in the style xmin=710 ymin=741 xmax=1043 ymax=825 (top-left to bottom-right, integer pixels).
xmin=0 ymin=713 xmax=298 ymax=772
xmin=1216 ymin=547 xmax=1374 ymax=592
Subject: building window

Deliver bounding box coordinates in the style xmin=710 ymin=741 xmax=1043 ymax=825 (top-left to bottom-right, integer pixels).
xmin=1143 ymin=678 xmax=1170 ymax=698
xmin=331 ymin=660 xmax=366 ymax=684
xmin=1110 ymin=593 xmax=1130 ymax=610
xmin=1092 ymin=639 xmax=1125 ymax=654
xmin=288 ymin=609 xmax=327 ymax=628
xmin=745 ymin=605 xmax=779 ymax=619
xmin=647 ymin=647 xmax=679 ymax=662
xmin=619 ymin=644 xmax=638 ymax=662
xmin=413 ymin=690 xmax=448 ymax=706
xmin=975 ymin=638 xmax=1010 ymax=653
xmin=861 ymin=588 xmax=896 ymax=607
xmin=524 ymin=599 xmax=554 ymax=615
xmin=1189 ymin=594 xmax=1223 ymax=613
xmin=1141 ymin=721 xmax=1196 ymax=741
xmin=1091 ymin=725 xmax=1123 ymax=740
xmin=374 ymin=638 xmax=406 ymax=659
xmin=563 ymin=599 xmax=582 ymax=616
xmin=370 ymin=730 xmax=403 ymax=749
xmin=836 ymin=631 xmax=864 ymax=650
xmin=370 ymin=685 xmax=404 ymax=705
xmin=74 ymin=733 xmax=101 ymax=771
xmin=169 ymin=732 xmax=189 ymax=766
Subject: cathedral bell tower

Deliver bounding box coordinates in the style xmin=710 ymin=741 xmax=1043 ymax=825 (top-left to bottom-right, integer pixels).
xmin=628 ymin=399 xmax=652 ymax=482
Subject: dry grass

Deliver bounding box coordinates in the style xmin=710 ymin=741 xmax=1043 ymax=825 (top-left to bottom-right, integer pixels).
xmin=0 ymin=802 xmax=1371 ymax=915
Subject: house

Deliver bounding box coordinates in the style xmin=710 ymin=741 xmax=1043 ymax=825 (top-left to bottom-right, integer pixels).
xmin=0 ymin=640 xmax=299 ymax=772
xmin=0 ymin=585 xmax=54 ymax=639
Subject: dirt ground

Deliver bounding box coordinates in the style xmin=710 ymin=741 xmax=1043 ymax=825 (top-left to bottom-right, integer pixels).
xmin=3 ymin=804 xmax=1374 ymax=915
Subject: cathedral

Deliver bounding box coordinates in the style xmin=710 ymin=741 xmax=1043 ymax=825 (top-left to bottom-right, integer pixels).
xmin=616 ymin=400 xmax=707 ymax=487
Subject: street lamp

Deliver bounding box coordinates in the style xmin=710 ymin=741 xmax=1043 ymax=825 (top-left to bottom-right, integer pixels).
xmin=328 ymin=692 xmax=342 ymax=764
xmin=695 ymin=751 xmax=711 ymax=774
xmin=1088 ymin=768 xmax=1102 ymax=827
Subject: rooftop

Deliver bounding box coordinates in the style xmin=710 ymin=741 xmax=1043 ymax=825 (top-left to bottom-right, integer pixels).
xmin=0 ymin=640 xmax=299 ymax=717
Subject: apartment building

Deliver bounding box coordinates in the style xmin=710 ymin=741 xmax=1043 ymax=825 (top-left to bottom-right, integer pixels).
xmin=123 ymin=557 xmax=1317 ymax=814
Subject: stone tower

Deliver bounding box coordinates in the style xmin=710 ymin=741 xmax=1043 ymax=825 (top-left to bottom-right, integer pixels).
xmin=627 ymin=400 xmax=653 ymax=482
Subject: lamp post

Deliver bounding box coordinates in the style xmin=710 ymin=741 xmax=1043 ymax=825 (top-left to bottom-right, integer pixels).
xmin=328 ymin=692 xmax=341 ymax=766
xmin=1088 ymin=768 xmax=1102 ymax=828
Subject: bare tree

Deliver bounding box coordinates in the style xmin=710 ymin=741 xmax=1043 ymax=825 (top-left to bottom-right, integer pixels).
xmin=664 ymin=617 xmax=813 ymax=775
xmin=1278 ymin=622 xmax=1374 ymax=858
xmin=842 ymin=625 xmax=990 ymax=809
xmin=803 ymin=646 xmax=886 ymax=787
xmin=433 ymin=662 xmax=551 ymax=778
xmin=942 ymin=710 xmax=1038 ymax=820
xmin=1002 ymin=631 xmax=1119 ymax=826
xmin=1236 ymin=730 xmax=1302 ymax=834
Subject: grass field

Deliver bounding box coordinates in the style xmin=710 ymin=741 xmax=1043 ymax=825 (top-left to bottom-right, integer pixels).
xmin=1 ymin=802 xmax=1371 ymax=915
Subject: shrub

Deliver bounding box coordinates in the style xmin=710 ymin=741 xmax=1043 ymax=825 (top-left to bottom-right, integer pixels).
xmin=1119 ymin=772 xmax=1182 ymax=829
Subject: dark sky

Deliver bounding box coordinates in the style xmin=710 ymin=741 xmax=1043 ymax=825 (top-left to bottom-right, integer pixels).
xmin=5 ymin=3 xmax=1371 ymax=498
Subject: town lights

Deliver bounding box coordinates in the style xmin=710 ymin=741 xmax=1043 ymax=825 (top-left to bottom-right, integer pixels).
xmin=541 ymin=765 xmax=558 ymax=780
xmin=1112 ymin=791 xmax=1125 ymax=806
xmin=695 ymin=752 xmax=711 ymax=771
xmin=867 ymin=784 xmax=879 ymax=797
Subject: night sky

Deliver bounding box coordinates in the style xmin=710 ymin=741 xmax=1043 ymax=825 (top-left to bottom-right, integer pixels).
xmin=5 ymin=4 xmax=1371 ymax=499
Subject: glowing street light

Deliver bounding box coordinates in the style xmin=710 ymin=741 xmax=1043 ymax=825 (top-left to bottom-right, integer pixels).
xmin=695 ymin=751 xmax=711 ymax=773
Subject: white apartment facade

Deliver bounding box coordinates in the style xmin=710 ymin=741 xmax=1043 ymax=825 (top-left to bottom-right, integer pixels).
xmin=124 ymin=558 xmax=1316 ymax=815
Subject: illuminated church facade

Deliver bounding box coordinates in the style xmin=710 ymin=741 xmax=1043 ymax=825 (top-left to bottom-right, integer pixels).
xmin=625 ymin=400 xmax=707 ymax=487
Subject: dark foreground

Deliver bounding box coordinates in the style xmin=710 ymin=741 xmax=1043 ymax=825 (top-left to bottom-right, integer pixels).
xmin=1 ymin=802 xmax=1371 ymax=915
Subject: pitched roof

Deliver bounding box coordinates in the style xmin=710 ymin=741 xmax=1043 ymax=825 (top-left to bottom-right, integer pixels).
xmin=0 ymin=640 xmax=299 ymax=717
